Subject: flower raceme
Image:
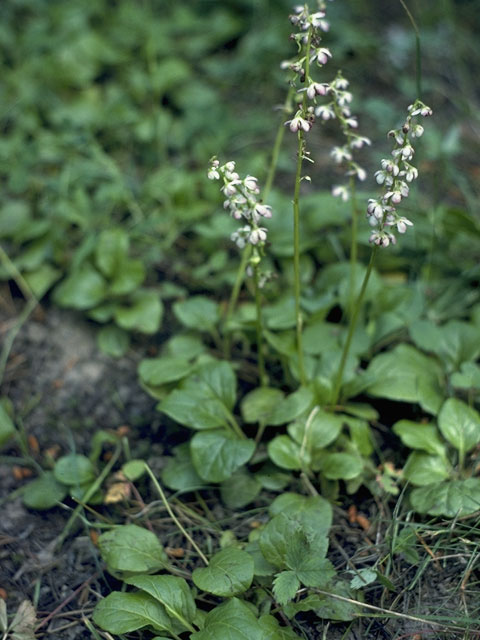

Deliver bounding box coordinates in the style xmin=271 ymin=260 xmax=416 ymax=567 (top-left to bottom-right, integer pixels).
xmin=367 ymin=99 xmax=433 ymax=247
xmin=282 ymin=2 xmax=370 ymax=199
xmin=207 ymin=158 xmax=272 ymax=250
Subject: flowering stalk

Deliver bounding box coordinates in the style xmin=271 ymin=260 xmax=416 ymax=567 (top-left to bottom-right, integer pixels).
xmin=208 ymin=159 xmax=272 ymax=383
xmin=330 ymin=99 xmax=432 ymax=408
xmin=283 ymin=2 xmax=333 ymax=385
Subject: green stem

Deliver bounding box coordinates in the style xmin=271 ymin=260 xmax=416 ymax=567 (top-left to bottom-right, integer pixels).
xmin=253 ymin=264 xmax=267 ymax=386
xmin=293 ymin=130 xmax=307 ymax=386
xmin=223 ymin=87 xmax=294 ymax=356
xmin=331 ymin=246 xmax=378 ymax=408
xmin=348 ymin=175 xmax=359 ymax=319
xmin=263 ymin=86 xmax=294 ymax=201
xmin=223 ymin=244 xmax=251 ymax=358
xmin=399 ymin=0 xmax=422 ymax=98
xmin=144 ymin=463 xmax=209 ymax=567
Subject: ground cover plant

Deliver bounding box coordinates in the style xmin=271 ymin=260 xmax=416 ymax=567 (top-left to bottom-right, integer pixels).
xmin=2 ymin=0 xmax=480 ymax=638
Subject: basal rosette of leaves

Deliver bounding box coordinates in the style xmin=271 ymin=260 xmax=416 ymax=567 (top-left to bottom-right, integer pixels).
xmin=92 ymin=493 xmax=358 ymax=639
xmin=393 ymin=398 xmax=480 ymax=517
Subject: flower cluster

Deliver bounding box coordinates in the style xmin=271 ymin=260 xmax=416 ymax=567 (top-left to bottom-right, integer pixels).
xmin=367 ymin=99 xmax=432 ymax=247
xmin=327 ymin=71 xmax=371 ymax=200
xmin=282 ymin=2 xmax=333 ymax=135
xmin=282 ymin=4 xmax=369 ymax=196
xmin=207 ymin=158 xmax=272 ymax=250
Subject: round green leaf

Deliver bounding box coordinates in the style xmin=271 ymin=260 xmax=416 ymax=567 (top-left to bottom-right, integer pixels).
xmin=190 ymin=598 xmax=264 ymax=640
xmin=98 ymin=524 xmax=167 ymax=573
xmin=410 ymin=479 xmax=480 ymax=517
xmin=138 ymin=357 xmax=193 ymax=387
xmin=220 ymin=469 xmax=261 ymax=509
xmin=97 ymin=325 xmax=130 ymax=357
xmin=95 ymin=229 xmax=129 ymax=278
xmin=403 ymin=452 xmax=450 ymax=486
xmin=288 ymin=408 xmax=343 ymax=451
xmin=161 ymin=445 xmax=204 ymax=491
xmin=110 ymin=258 xmax=146 ymax=296
xmin=392 ymin=420 xmax=445 ymax=456
xmin=53 ymin=265 xmax=107 ymax=310
xmin=124 ymin=575 xmax=196 ymax=632
xmin=193 ymin=548 xmax=254 ymax=596
xmin=321 ymin=453 xmax=363 ymax=480
xmin=240 ymin=387 xmax=284 ymax=424
xmin=438 ymin=398 xmax=480 ymax=455
xmin=54 ymin=454 xmax=95 ymax=486
xmin=267 ymin=387 xmax=314 ymax=426
xmin=23 ymin=472 xmax=67 ymax=510
xmin=267 ymin=435 xmax=304 ymax=471
xmin=114 ymin=289 xmax=163 ymax=334
xmin=93 ymin=592 xmax=172 ymax=635
xmin=173 ymin=296 xmax=219 ymax=332
xmin=190 ymin=431 xmax=255 ymax=483
xmin=122 ymin=459 xmax=147 ymax=481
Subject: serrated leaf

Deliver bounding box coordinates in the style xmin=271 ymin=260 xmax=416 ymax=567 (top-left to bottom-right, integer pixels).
xmin=54 ymin=454 xmax=95 ymax=486
xmin=240 ymin=387 xmax=284 ymax=424
xmin=392 ymin=420 xmax=446 ymax=456
xmin=349 ymin=568 xmax=377 ymax=590
xmin=193 ymin=548 xmax=254 ymax=597
xmin=191 ymin=430 xmax=255 ymax=483
xmin=190 ymin=598 xmax=263 ymax=640
xmin=403 ymin=452 xmax=450 ymax=486
xmin=23 ymin=472 xmax=67 ymax=510
xmin=93 ymin=592 xmax=172 ymax=634
xmin=124 ymin=575 xmax=196 ymax=631
xmin=438 ymin=398 xmax=480 ymax=455
xmin=258 ymin=615 xmax=303 ymax=639
xmin=269 ymin=493 xmax=332 ymax=538
xmin=98 ymin=524 xmax=167 ymax=574
xmin=259 ymin=514 xmax=300 ymax=568
xmin=173 ymin=296 xmax=219 ymax=332
xmin=410 ymin=479 xmax=480 ymax=517
xmin=273 ymin=571 xmax=300 ymax=605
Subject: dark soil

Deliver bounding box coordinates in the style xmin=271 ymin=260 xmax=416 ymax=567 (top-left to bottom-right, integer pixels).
xmin=1 ymin=292 xmax=479 ymax=640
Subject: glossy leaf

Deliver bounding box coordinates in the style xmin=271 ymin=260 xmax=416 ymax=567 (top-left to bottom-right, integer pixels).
xmin=54 ymin=454 xmax=95 ymax=486
xmin=393 ymin=420 xmax=446 ymax=456
xmin=410 ymin=479 xmax=480 ymax=516
xmin=98 ymin=524 xmax=167 ymax=573
xmin=114 ymin=289 xmax=163 ymax=334
xmin=191 ymin=430 xmax=255 ymax=482
xmin=240 ymin=387 xmax=284 ymax=424
xmin=124 ymin=575 xmax=196 ymax=631
xmin=438 ymin=398 xmax=480 ymax=455
xmin=403 ymin=452 xmax=450 ymax=486
xmin=23 ymin=472 xmax=67 ymax=510
xmin=93 ymin=592 xmax=172 ymax=634
xmin=266 ymin=387 xmax=314 ymax=426
xmin=138 ymin=357 xmax=194 ymax=387
xmin=190 ymin=598 xmax=264 ymax=640
xmin=193 ymin=548 xmax=254 ymax=596
xmin=53 ymin=265 xmax=107 ymax=310
xmin=173 ymin=296 xmax=219 ymax=332
xmin=321 ymin=453 xmax=363 ymax=480
xmin=220 ymin=468 xmax=261 ymax=508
